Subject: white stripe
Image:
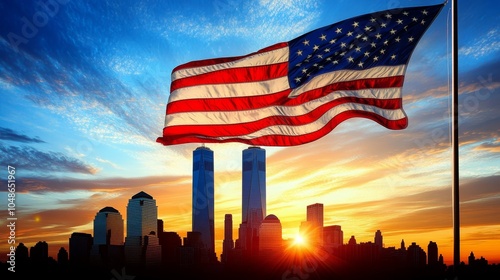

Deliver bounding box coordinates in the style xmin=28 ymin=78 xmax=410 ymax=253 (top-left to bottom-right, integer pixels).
xmin=200 ymin=103 xmax=406 ymax=141
xmin=169 ymin=65 xmax=405 ymax=102
xmin=172 ymin=46 xmax=289 ymax=81
xmin=168 ymin=76 xmax=290 ymax=103
xmin=165 ymin=88 xmax=403 ymax=127
xmin=289 ymin=64 xmax=406 ymax=97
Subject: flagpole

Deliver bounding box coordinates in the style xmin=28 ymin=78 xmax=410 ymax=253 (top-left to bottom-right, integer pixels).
xmin=451 ymin=0 xmax=460 ymax=269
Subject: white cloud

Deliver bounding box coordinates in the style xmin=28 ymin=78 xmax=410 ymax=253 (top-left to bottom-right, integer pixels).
xmin=459 ymin=28 xmax=500 ymax=58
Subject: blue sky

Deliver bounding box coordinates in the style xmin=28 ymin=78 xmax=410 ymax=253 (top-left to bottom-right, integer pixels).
xmin=1 ymin=0 xmax=499 ymax=263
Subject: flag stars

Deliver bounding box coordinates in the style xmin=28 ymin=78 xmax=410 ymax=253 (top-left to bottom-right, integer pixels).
xmin=296 ymin=50 xmax=303 ymax=56
xmin=408 ymin=36 xmax=414 ymax=42
xmin=316 ymin=54 xmax=323 ymax=59
xmin=375 ymin=33 xmax=382 ymax=39
xmin=390 ymin=29 xmax=397 ymax=35
xmin=358 ymin=61 xmax=364 ymax=68
xmin=303 ymin=39 xmax=310 ymax=46
xmin=385 ymin=13 xmax=392 ymax=19
xmin=384 ymin=40 xmax=389 ymax=45
xmin=381 ymin=22 xmax=387 ymax=28
xmin=364 ymin=26 xmax=372 ymax=31
xmin=364 ymin=51 xmax=370 ymax=57
xmin=422 ymin=9 xmax=428 ymax=15
xmin=373 ymin=56 xmax=379 ymax=61
xmin=395 ymin=37 xmax=401 ymax=42
xmin=362 ymin=36 xmax=368 ymax=41
xmin=320 ymin=34 xmax=327 ymax=41
xmin=324 ymin=48 xmax=331 ymax=53
xmin=352 ymin=21 xmax=359 ymax=27
xmin=391 ymin=54 xmax=397 ymax=60
xmin=313 ymin=45 xmax=320 ymax=51
xmin=335 ymin=27 xmax=342 ymax=34
xmin=355 ymin=46 xmax=361 ymax=52
xmin=333 ymin=59 xmax=339 ymax=64
xmin=294 ymin=77 xmax=301 ymax=83
xmin=380 ymin=49 xmax=386 ymax=54
xmin=330 ymin=38 xmax=337 ymax=44
xmin=403 ymin=11 xmax=409 ymax=16
xmin=347 ymin=56 xmax=354 ymax=63
xmin=371 ymin=42 xmax=377 ymax=48
xmin=347 ymin=31 xmax=354 ymax=36
xmin=397 ymin=19 xmax=403 ymax=24
xmin=340 ymin=42 xmax=347 ymax=48
xmin=412 ymin=17 xmax=418 ymax=22
xmin=370 ymin=17 xmax=377 ymax=23
xmin=421 ymin=19 xmax=426 ymax=25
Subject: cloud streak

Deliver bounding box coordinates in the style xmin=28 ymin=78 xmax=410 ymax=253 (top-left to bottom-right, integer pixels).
xmin=0 ymin=127 xmax=45 ymax=143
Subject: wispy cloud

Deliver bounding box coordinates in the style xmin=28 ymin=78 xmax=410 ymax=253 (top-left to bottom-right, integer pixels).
xmin=0 ymin=144 xmax=98 ymax=174
xmin=460 ymin=28 xmax=500 ymax=58
xmin=0 ymin=127 xmax=45 ymax=143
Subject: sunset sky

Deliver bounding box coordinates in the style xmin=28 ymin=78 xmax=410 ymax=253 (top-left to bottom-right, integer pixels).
xmin=1 ymin=0 xmax=499 ymax=265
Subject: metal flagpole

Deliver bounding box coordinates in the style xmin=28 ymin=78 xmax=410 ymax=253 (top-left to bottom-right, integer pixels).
xmin=451 ymin=0 xmax=460 ymax=269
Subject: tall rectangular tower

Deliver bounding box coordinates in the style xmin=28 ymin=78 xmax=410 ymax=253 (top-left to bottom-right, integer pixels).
xmin=241 ymin=146 xmax=266 ymax=254
xmin=306 ymin=203 xmax=324 ymax=245
xmin=192 ymin=146 xmax=215 ymax=257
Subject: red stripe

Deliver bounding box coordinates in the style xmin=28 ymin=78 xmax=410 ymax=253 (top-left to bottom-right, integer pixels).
xmin=170 ymin=62 xmax=288 ymax=92
xmin=166 ymin=76 xmax=404 ymax=114
xmin=171 ymin=42 xmax=288 ymax=73
xmin=163 ymin=97 xmax=403 ymax=137
xmin=156 ymin=111 xmax=408 ymax=146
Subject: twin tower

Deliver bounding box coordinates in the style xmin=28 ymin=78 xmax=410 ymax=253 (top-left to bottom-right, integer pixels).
xmin=193 ymin=146 xmax=266 ymax=260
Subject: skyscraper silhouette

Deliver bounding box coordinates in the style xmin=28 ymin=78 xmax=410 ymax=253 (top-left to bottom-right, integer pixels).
xmin=307 ymin=203 xmax=324 ymax=245
xmin=258 ymin=214 xmax=282 ymax=252
xmin=374 ymin=229 xmax=383 ymax=248
xmin=192 ymin=146 xmax=215 ymax=261
xmin=428 ymin=241 xmax=438 ymax=266
xmin=222 ymin=214 xmax=234 ymax=264
xmin=124 ymin=191 xmax=161 ymax=268
xmin=241 ymin=146 xmax=266 ymax=256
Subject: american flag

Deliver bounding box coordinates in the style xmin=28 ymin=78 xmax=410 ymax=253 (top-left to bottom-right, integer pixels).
xmin=157 ymin=3 xmax=444 ymax=146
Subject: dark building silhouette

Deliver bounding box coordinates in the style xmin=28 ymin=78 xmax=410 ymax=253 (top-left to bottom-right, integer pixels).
xmin=221 ymin=214 xmax=234 ymax=264
xmin=157 ymin=219 xmax=182 ymax=268
xmin=69 ymin=232 xmax=93 ymax=268
xmin=407 ymin=242 xmax=427 ymax=269
xmin=374 ymin=229 xmax=383 ymax=248
xmin=323 ymin=225 xmax=343 ymax=252
xmin=428 ymin=241 xmax=438 ymax=266
xmin=258 ymin=214 xmax=283 ymax=253
xmin=30 ymin=241 xmax=49 ymax=267
xmin=57 ymin=247 xmax=69 ymax=266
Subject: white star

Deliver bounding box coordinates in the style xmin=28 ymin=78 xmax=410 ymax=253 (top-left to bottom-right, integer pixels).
xmin=358 ymin=61 xmax=364 ymax=68
xmin=380 ymin=49 xmax=386 ymax=54
xmin=301 ymin=68 xmax=307 ymax=74
xmin=390 ymin=29 xmax=397 ymax=35
xmin=364 ymin=26 xmax=372 ymax=31
xmin=375 ymin=33 xmax=382 ymax=39
xmin=330 ymin=39 xmax=337 ymax=44
xmin=318 ymin=65 xmax=324 ymax=69
xmin=397 ymin=19 xmax=403 ymax=24
xmin=313 ymin=45 xmax=320 ymax=51
xmin=320 ymin=34 xmax=327 ymax=41
xmin=371 ymin=42 xmax=376 ymax=48
xmin=296 ymin=50 xmax=303 ymax=56
xmin=384 ymin=40 xmax=389 ymax=45
xmin=362 ymin=36 xmax=368 ymax=41
xmin=348 ymin=56 xmax=354 ymax=62
xmin=370 ymin=18 xmax=376 ymax=23
xmin=421 ymin=19 xmax=426 ymax=25
xmin=364 ymin=51 xmax=370 ymax=57
xmin=333 ymin=60 xmax=339 ymax=64
xmin=340 ymin=42 xmax=347 ymax=48
xmin=356 ymin=34 xmax=362 ymax=39
xmin=295 ymin=63 xmax=302 ymax=67
xmin=373 ymin=56 xmax=379 ymax=61
xmin=340 ymin=51 xmax=346 ymax=56
xmin=408 ymin=36 xmax=414 ymax=42
xmin=412 ymin=17 xmax=418 ymax=22
xmin=303 ymin=39 xmax=310 ymax=46
xmin=355 ymin=46 xmax=361 ymax=52
xmin=385 ymin=13 xmax=392 ymax=19
xmin=403 ymin=11 xmax=409 ymax=16
xmin=295 ymin=77 xmax=301 ymax=83
xmin=316 ymin=54 xmax=323 ymax=59
xmin=422 ymin=9 xmax=428 ymax=15
xmin=324 ymin=48 xmax=331 ymax=53
xmin=391 ymin=54 xmax=396 ymax=60
xmin=335 ymin=28 xmax=342 ymax=34
xmin=326 ymin=57 xmax=332 ymax=61
xmin=352 ymin=21 xmax=359 ymax=28
xmin=313 ymin=63 xmax=318 ymax=67
xmin=347 ymin=31 xmax=354 ymax=37
xmin=381 ymin=22 xmax=387 ymax=28
xmin=395 ymin=37 xmax=401 ymax=42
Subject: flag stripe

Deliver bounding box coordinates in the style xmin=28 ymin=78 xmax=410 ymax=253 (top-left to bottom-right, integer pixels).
xmin=171 ymin=62 xmax=289 ymax=92
xmin=169 ymin=65 xmax=405 ymax=103
xmin=160 ymin=108 xmax=407 ymax=146
xmin=165 ymin=89 xmax=404 ymax=126
xmin=167 ymin=78 xmax=403 ymax=114
xmin=172 ymin=43 xmax=289 ymax=81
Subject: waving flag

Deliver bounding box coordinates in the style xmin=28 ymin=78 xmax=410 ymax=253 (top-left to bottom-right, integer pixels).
xmin=157 ymin=3 xmax=444 ymax=146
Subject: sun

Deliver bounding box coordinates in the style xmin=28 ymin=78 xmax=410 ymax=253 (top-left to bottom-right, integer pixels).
xmin=294 ymin=234 xmax=306 ymax=246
